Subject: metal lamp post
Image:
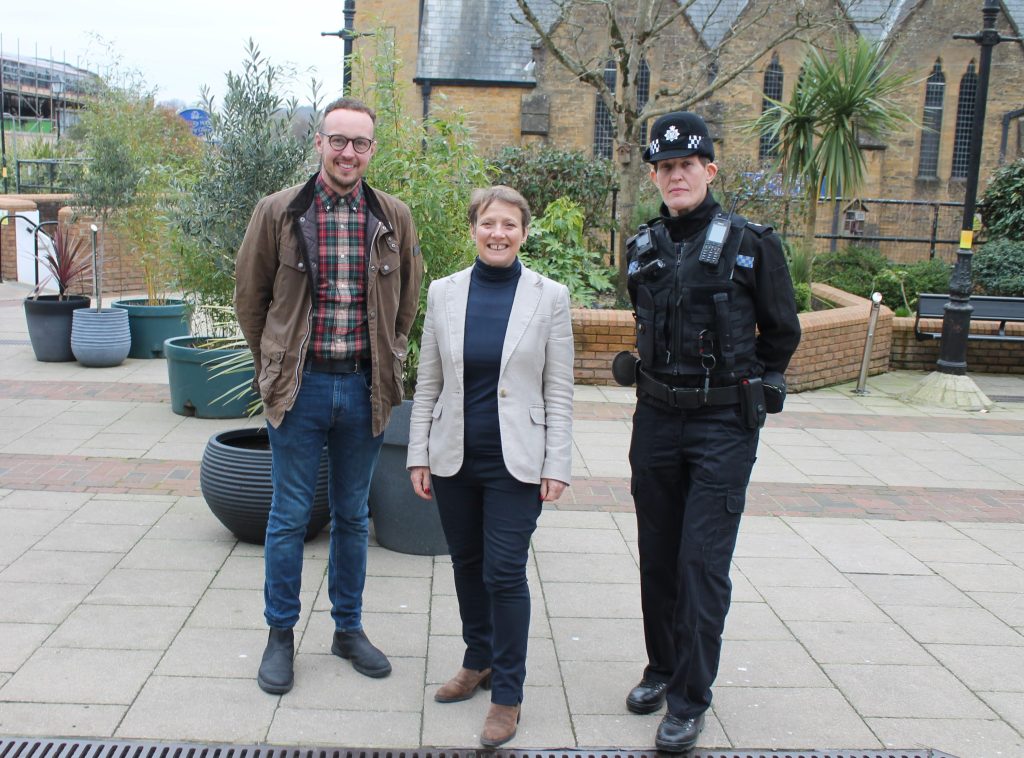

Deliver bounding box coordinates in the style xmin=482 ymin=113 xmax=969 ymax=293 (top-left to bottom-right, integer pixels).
xmin=938 ymin=0 xmax=1020 ymax=375
xmin=321 ymin=0 xmax=358 ymax=96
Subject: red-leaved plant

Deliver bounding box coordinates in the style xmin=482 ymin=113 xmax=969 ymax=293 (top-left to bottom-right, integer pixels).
xmin=30 ymin=223 xmax=91 ymax=300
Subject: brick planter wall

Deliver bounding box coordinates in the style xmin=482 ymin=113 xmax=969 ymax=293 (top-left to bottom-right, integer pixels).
xmin=890 ymin=316 xmax=1024 ymax=373
xmin=57 ymin=207 xmax=145 ymax=297
xmin=571 ymin=283 xmax=893 ymax=390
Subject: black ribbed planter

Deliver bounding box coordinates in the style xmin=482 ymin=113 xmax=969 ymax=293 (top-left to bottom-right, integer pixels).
xmin=200 ymin=428 xmax=330 ymax=544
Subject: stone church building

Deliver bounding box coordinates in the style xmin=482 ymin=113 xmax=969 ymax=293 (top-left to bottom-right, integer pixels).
xmin=351 ymin=1 xmax=1024 ymax=255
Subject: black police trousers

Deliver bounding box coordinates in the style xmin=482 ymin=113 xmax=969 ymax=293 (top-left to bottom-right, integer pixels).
xmin=628 ymin=396 xmax=759 ymax=719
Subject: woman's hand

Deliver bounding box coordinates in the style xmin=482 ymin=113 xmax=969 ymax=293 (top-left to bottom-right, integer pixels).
xmin=410 ymin=466 xmax=433 ymax=500
xmin=540 ymin=478 xmax=567 ymax=502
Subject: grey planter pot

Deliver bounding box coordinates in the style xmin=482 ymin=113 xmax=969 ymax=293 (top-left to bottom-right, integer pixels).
xmin=71 ymin=308 xmax=132 ymax=367
xmin=112 ymin=298 xmax=190 ymax=359
xmin=368 ymin=400 xmax=450 ymax=556
xmin=200 ymin=428 xmax=329 ymax=544
xmin=24 ymin=295 xmax=91 ymax=362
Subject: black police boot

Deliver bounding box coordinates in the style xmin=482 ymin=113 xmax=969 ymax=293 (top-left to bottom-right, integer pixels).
xmin=257 ymin=627 xmax=294 ymax=694
xmin=655 ymin=712 xmax=705 ymax=753
xmin=332 ymin=629 xmax=392 ymax=678
xmin=626 ymin=678 xmax=668 ymax=714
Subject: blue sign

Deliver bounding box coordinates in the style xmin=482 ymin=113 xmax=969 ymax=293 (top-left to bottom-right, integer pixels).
xmin=178 ymin=108 xmax=212 ymax=138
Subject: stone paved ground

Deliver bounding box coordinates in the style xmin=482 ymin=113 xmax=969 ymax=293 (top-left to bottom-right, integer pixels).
xmin=1 ymin=282 xmax=1022 ymax=757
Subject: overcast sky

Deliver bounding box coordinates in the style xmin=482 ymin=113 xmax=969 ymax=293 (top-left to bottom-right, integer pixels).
xmin=2 ymin=1 xmax=350 ymax=107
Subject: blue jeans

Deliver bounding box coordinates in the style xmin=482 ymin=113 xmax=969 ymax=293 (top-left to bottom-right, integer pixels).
xmin=264 ymin=366 xmax=384 ymax=631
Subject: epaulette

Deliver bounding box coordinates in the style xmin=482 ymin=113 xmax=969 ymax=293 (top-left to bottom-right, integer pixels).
xmin=744 ymin=221 xmax=774 ymax=238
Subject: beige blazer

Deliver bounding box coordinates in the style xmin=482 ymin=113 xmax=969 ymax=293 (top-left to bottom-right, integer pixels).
xmin=406 ymin=263 xmax=574 ymax=484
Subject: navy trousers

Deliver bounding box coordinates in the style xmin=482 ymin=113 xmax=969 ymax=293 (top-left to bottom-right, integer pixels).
xmin=629 ymin=398 xmax=759 ymax=719
xmin=432 ymin=454 xmax=542 ymax=706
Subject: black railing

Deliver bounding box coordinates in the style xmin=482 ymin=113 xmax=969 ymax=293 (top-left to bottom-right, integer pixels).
xmin=817 ymin=196 xmax=966 ymax=262
xmin=14 ymin=158 xmax=86 ymax=194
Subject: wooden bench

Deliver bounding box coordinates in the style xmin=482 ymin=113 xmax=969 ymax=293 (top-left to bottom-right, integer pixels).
xmin=914 ymin=293 xmax=1024 ymax=343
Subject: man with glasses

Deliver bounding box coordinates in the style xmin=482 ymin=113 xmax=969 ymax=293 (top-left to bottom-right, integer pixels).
xmin=236 ymin=97 xmax=423 ymax=695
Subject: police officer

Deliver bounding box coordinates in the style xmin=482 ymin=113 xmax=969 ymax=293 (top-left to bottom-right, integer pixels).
xmin=618 ymin=111 xmax=801 ymax=752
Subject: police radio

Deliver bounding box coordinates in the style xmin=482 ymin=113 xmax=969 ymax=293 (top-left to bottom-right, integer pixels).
xmin=697 ymin=196 xmax=740 ymax=265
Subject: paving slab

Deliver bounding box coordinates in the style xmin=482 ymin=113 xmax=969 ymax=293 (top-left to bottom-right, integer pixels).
xmin=0 ymin=702 xmax=125 ymax=738
xmin=45 ymin=604 xmax=190 ymax=650
xmin=116 ymin=676 xmax=279 ymax=742
xmin=866 ymin=716 xmax=1023 ymax=758
xmin=0 ymin=647 xmax=160 ymax=705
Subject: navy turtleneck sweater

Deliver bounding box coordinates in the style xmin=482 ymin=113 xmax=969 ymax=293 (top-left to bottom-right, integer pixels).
xmin=464 ymin=256 xmax=522 ymax=457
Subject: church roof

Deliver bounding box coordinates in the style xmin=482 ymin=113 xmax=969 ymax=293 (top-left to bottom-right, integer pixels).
xmin=841 ymin=0 xmax=915 ymax=42
xmin=416 ymin=0 xmax=560 ymax=84
xmin=684 ymin=0 xmax=750 ymax=50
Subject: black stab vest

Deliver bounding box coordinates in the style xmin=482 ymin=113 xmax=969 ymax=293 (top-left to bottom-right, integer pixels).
xmin=629 ymin=215 xmax=758 ymax=384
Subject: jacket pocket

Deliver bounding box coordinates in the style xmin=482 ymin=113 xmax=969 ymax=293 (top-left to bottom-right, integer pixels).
xmin=529 ymin=406 xmax=546 ymax=427
xmin=258 ymin=336 xmax=286 ymax=401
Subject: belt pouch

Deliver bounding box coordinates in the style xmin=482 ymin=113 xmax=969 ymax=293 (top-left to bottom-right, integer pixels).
xmin=739 ymin=377 xmax=766 ymax=430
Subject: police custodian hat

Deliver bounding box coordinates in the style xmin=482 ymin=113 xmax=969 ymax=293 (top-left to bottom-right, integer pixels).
xmin=642 ymin=111 xmax=715 ymax=163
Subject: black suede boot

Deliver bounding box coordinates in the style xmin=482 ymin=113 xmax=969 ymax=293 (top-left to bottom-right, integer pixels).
xmin=257 ymin=627 xmax=294 ymax=694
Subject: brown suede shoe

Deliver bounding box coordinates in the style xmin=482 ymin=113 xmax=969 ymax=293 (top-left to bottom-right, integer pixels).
xmin=480 ymin=703 xmax=521 ymax=748
xmin=434 ymin=667 xmax=492 ymax=703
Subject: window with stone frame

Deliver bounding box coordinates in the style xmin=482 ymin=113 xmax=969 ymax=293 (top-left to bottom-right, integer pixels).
xmin=759 ymin=53 xmax=784 ymax=163
xmin=951 ymin=61 xmax=977 ymax=179
xmin=918 ymin=60 xmax=945 ymax=179
xmin=638 ymin=58 xmax=650 ymax=146
xmin=593 ymin=60 xmax=616 ymax=160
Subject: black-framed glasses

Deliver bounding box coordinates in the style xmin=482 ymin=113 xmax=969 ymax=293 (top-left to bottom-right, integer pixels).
xmin=319 ymin=132 xmax=375 ymax=153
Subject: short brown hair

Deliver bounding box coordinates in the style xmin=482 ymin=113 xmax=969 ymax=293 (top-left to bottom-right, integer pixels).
xmin=323 ymin=97 xmax=376 ymax=125
xmin=467 ymin=185 xmax=531 ymax=228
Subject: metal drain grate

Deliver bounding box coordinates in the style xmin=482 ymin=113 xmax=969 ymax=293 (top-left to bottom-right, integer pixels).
xmin=0 ymin=339 xmax=31 ymax=345
xmin=987 ymin=395 xmax=1024 ymax=403
xmin=0 ymin=738 xmax=960 ymax=758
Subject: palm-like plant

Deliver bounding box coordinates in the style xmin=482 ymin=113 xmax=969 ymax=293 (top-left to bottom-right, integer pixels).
xmin=752 ymin=37 xmax=915 ymax=246
xmin=31 ymin=223 xmax=91 ymax=300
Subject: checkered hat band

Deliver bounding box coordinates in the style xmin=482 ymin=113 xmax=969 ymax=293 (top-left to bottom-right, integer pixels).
xmin=648 ymin=135 xmax=703 ymax=153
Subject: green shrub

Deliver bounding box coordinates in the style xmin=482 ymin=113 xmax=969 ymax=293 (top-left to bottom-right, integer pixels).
xmin=785 ymin=240 xmax=815 ymax=287
xmin=811 ymin=244 xmax=888 ymax=297
xmin=980 ymin=158 xmax=1024 ymax=241
xmin=871 ymin=259 xmax=951 ymax=312
xmin=353 ymin=30 xmax=491 ymax=390
xmin=172 ymin=40 xmax=317 ymax=312
xmin=490 ymin=145 xmax=617 ymax=233
xmin=972 ymin=238 xmax=1024 ymax=296
xmin=792 ymin=282 xmax=812 ymax=312
xmin=520 ymin=197 xmax=614 ymax=306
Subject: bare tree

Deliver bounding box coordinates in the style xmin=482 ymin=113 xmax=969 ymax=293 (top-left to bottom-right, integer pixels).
xmin=513 ymin=0 xmax=894 ymax=296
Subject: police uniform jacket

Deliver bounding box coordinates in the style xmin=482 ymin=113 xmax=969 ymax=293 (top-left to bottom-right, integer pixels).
xmin=627 ymin=193 xmax=801 ymax=388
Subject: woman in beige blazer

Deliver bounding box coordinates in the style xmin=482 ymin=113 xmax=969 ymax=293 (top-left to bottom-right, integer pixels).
xmin=407 ymin=185 xmax=574 ymax=748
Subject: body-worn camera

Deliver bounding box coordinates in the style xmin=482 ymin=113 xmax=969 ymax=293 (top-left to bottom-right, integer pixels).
xmin=627 ymin=223 xmax=666 ymax=284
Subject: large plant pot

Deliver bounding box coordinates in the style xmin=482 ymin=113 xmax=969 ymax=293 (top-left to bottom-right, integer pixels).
xmin=369 ymin=400 xmax=449 ymax=556
xmin=71 ymin=307 xmax=132 ymax=367
xmin=112 ymin=298 xmax=190 ymax=359
xmin=24 ymin=295 xmax=91 ymax=362
xmin=164 ymin=336 xmax=259 ymax=419
xmin=200 ymin=428 xmax=330 ymax=544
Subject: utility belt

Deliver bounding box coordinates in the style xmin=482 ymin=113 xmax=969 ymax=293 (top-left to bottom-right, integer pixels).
xmin=635 ymin=367 xmax=766 ymax=428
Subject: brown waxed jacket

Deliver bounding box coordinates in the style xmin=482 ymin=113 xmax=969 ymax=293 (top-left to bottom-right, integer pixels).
xmin=234 ymin=173 xmax=423 ymax=435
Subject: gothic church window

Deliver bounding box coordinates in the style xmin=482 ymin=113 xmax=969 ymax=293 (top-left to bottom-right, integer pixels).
xmin=759 ymin=53 xmax=783 ymax=162
xmin=951 ymin=62 xmax=977 ymax=179
xmin=918 ymin=60 xmax=945 ymax=179
xmin=594 ymin=60 xmax=617 ymax=159
xmin=594 ymin=59 xmax=650 ymax=159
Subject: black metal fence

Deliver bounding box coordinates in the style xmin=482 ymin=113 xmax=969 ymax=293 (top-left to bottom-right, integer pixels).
xmin=813 ymin=196 xmax=966 ymax=264
xmin=14 ymin=158 xmax=85 ymax=194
